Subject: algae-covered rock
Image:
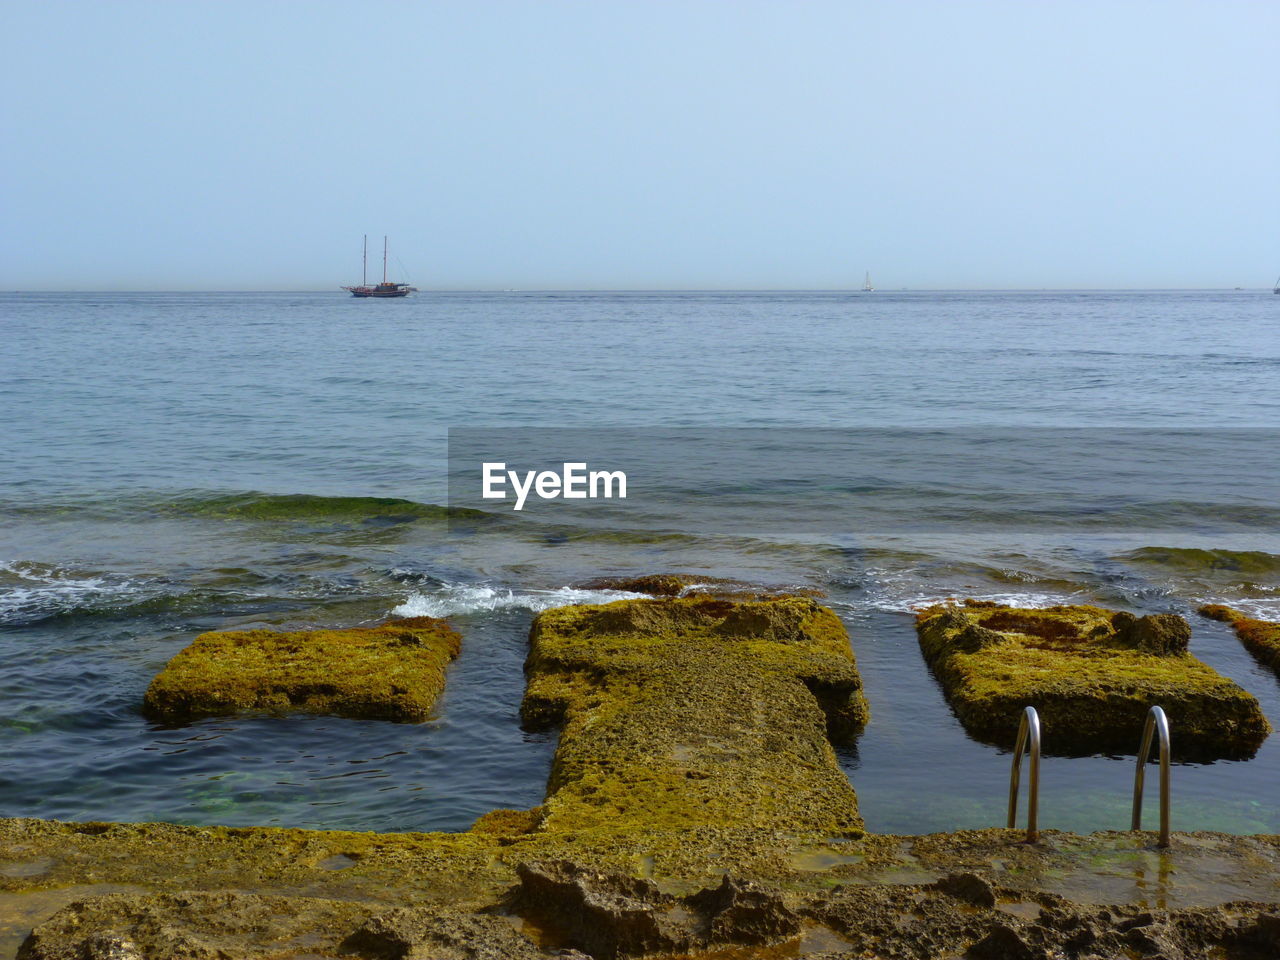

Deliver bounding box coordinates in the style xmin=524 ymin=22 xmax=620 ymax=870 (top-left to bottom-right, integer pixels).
xmin=521 ymin=595 xmax=868 ymax=835
xmin=915 ymin=602 xmax=1269 ymax=759
xmin=1200 ymin=604 xmax=1280 ymax=676
xmin=142 ymin=616 xmax=460 ymax=723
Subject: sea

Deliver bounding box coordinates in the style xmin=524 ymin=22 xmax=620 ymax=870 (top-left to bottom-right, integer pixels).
xmin=1 ymin=289 xmax=1278 ymax=836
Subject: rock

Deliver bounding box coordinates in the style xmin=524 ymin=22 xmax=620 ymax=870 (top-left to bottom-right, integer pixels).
xmin=1198 ymin=605 xmax=1280 ymax=677
xmin=967 ymin=922 xmax=1041 ymax=960
xmin=515 ymin=862 xmax=804 ymax=957
xmin=934 ymin=872 xmax=997 ymax=908
xmin=575 ymin=574 xmax=691 ymax=596
xmin=954 ymin=624 xmax=1006 ymax=653
xmin=521 ymin=596 xmax=868 ymax=835
xmin=142 ymin=616 xmax=461 ymax=723
xmin=1114 ymin=911 xmax=1185 ymax=958
xmin=343 ymin=907 xmax=547 ymax=960
xmin=74 ymin=936 xmax=143 ymax=960
xmin=1112 ymin=612 xmax=1191 ymax=655
xmin=685 ymin=876 xmax=801 ymax=945
xmin=515 ymin=860 xmax=688 ymax=959
xmin=915 ymin=601 xmax=1269 ymax=759
xmin=1245 ymin=912 xmax=1280 ymax=950
xmin=17 ymin=892 xmax=370 ymax=960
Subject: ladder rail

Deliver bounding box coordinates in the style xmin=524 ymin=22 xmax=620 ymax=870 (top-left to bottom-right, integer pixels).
xmin=1006 ymin=705 xmax=1041 ymax=842
xmin=1131 ymin=705 xmax=1171 ymax=848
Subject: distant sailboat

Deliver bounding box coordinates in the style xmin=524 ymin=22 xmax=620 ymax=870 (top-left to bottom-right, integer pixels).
xmin=862 ymin=271 xmax=875 ymax=293
xmin=342 ymin=235 xmax=417 ymax=298
xmin=1273 ymin=274 xmax=1279 ymax=294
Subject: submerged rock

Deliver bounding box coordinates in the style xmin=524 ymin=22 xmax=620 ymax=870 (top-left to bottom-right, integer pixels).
xmin=520 ymin=595 xmax=868 ymax=834
xmin=1201 ymin=604 xmax=1280 ymax=676
xmin=142 ymin=616 xmax=460 ymax=723
xmin=915 ymin=602 xmax=1269 ymax=759
xmin=574 ymin=573 xmax=825 ymax=600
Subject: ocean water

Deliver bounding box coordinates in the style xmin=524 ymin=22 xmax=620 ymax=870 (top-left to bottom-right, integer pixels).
xmin=1 ymin=289 xmax=1279 ymax=835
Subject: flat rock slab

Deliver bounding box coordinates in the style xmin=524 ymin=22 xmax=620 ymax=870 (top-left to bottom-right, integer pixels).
xmin=1201 ymin=605 xmax=1280 ymax=676
xmin=916 ymin=602 xmax=1270 ymax=759
xmin=142 ymin=616 xmax=460 ymax=723
xmin=521 ymin=595 xmax=869 ymax=834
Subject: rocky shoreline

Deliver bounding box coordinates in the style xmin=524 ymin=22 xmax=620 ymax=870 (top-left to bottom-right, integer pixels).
xmin=2 ymin=584 xmax=1278 ymax=958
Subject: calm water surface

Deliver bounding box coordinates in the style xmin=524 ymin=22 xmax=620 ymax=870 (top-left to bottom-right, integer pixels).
xmin=1 ymin=290 xmax=1278 ymax=833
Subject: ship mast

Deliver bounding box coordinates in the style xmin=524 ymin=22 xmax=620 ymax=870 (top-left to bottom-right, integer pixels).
xmin=362 ymin=235 xmax=367 ymax=286
xmin=383 ymin=236 xmax=388 ymax=284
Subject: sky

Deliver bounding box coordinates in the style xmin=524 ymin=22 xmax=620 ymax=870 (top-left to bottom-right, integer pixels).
xmin=2 ymin=0 xmax=1277 ymax=290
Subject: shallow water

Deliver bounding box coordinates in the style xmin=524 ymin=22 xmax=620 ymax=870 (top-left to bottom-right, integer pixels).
xmin=1 ymin=290 xmax=1278 ymax=833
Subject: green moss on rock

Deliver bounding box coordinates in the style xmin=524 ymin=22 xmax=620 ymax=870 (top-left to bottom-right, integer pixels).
xmin=915 ymin=602 xmax=1269 ymax=759
xmin=522 ymin=595 xmax=868 ymax=836
xmin=1200 ymin=605 xmax=1280 ymax=676
xmin=142 ymin=617 xmax=460 ymax=723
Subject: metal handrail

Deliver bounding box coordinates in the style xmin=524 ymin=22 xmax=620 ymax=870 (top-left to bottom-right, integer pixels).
xmin=1131 ymin=705 xmax=1171 ymax=848
xmin=1007 ymin=705 xmax=1041 ymax=842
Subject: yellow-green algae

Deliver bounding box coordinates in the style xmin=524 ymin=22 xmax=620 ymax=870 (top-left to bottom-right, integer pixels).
xmin=520 ymin=596 xmax=869 ymax=835
xmin=10 ymin=593 xmax=1280 ymax=956
xmin=143 ymin=616 xmax=460 ymax=723
xmin=1200 ymin=604 xmax=1280 ymax=676
xmin=916 ymin=601 xmax=1270 ymax=758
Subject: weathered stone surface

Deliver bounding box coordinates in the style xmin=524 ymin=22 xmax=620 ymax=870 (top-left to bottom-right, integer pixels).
xmin=515 ymin=860 xmax=689 ymax=958
xmin=1201 ymin=605 xmax=1280 ymax=676
xmin=17 ymin=891 xmax=562 ymax=960
xmin=521 ymin=596 xmax=868 ymax=834
xmin=5 ymin=817 xmax=1280 ymax=960
xmin=17 ymin=891 xmax=371 ymax=959
xmin=684 ymin=875 xmax=801 ymax=945
xmin=916 ymin=601 xmax=1270 ymax=758
xmin=142 ymin=616 xmax=460 ymax=723
xmin=343 ymin=905 xmax=549 ymax=959
xmin=933 ymin=870 xmax=997 ymax=908
xmin=514 ymin=862 xmax=800 ymax=958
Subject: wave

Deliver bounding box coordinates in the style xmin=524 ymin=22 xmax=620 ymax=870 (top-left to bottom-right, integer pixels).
xmin=1 ymin=490 xmax=495 ymax=525
xmin=0 ymin=560 xmax=158 ymax=626
xmin=391 ymin=583 xmax=646 ymax=619
xmin=0 ymin=559 xmax=376 ymax=627
xmin=1119 ymin=547 xmax=1280 ymax=576
xmin=165 ymin=492 xmax=490 ymax=523
xmin=844 ymin=588 xmax=1088 ymax=616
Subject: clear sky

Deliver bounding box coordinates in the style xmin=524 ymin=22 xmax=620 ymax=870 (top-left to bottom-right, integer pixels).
xmin=2 ymin=0 xmax=1277 ymax=290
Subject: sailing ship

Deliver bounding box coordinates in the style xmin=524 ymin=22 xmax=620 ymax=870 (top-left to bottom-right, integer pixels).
xmin=862 ymin=271 xmax=874 ymax=292
xmin=1273 ymin=274 xmax=1279 ymax=294
xmin=342 ymin=235 xmax=417 ymax=298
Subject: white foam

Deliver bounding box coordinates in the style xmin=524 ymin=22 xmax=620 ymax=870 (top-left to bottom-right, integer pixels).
xmin=849 ymin=589 xmax=1087 ymax=615
xmin=0 ymin=560 xmax=145 ymax=624
xmin=391 ymin=583 xmax=647 ymax=619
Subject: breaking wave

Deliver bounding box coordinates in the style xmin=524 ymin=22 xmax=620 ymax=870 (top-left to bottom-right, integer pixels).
xmin=391 ymin=583 xmax=646 ymax=619
xmin=0 ymin=560 xmax=158 ymax=626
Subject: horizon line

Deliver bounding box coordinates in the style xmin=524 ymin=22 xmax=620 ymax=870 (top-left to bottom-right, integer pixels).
xmin=3 ymin=286 xmax=1276 ymax=294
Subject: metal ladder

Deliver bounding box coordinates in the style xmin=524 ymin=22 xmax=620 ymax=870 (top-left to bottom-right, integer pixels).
xmin=1007 ymin=704 xmax=1171 ymax=847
